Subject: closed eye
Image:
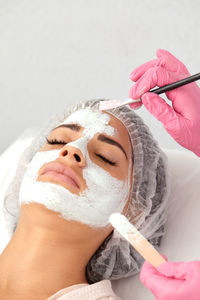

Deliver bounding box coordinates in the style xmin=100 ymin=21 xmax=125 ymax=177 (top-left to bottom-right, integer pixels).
xmin=95 ymin=154 xmax=117 ymax=166
xmin=46 ymin=139 xmax=117 ymax=166
xmin=46 ymin=138 xmax=67 ymax=145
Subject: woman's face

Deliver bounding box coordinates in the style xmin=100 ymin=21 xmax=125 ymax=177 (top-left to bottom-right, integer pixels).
xmin=38 ymin=111 xmax=132 ymax=195
xmin=19 ymin=108 xmax=133 ymax=228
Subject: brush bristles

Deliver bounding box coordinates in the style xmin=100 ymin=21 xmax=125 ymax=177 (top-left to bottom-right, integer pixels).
xmin=99 ymin=100 xmax=122 ymax=111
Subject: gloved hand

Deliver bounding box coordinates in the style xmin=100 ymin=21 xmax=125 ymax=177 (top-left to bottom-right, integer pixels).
xmin=140 ymin=259 xmax=200 ymax=300
xmin=129 ymin=49 xmax=200 ymax=157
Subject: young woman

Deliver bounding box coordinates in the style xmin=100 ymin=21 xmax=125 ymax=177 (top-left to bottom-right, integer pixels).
xmin=0 ymin=100 xmax=169 ymax=299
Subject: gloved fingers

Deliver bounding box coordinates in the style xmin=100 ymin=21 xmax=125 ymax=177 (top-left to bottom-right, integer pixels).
xmin=141 ymin=92 xmax=178 ymax=127
xmin=157 ymin=261 xmax=190 ymax=280
xmin=140 ymin=261 xmax=173 ymax=295
xmin=140 ymin=254 xmax=168 ymax=281
xmin=160 ymin=253 xmax=168 ymax=261
xmin=128 ymin=53 xmax=177 ymax=82
xmin=142 ymin=92 xmax=195 ymax=150
xmin=156 ymin=49 xmax=190 ymax=76
xmin=129 ymin=58 xmax=159 ymax=81
xmin=129 ymin=66 xmax=179 ymax=100
xmin=129 ymin=49 xmax=190 ymax=84
xmin=140 ymin=261 xmax=160 ymax=285
xmin=189 ymin=261 xmax=200 ymax=279
xmin=129 ymin=101 xmax=143 ymax=110
xmin=156 ymin=49 xmax=178 ymax=59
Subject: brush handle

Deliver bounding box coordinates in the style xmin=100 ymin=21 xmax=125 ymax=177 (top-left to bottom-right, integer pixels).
xmin=150 ymin=72 xmax=200 ymax=95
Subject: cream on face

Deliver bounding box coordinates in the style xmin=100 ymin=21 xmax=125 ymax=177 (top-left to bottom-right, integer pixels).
xmin=19 ymin=108 xmax=131 ymax=228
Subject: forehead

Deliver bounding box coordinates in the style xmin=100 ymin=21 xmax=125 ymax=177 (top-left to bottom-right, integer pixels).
xmin=60 ymin=108 xmax=132 ymax=158
xmin=61 ymin=108 xmax=114 ymax=137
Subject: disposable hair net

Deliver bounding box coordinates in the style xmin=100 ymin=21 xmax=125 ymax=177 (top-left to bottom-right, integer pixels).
xmin=2 ymin=99 xmax=170 ymax=284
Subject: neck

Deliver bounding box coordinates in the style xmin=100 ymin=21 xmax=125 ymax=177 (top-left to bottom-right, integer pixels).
xmin=0 ymin=203 xmax=110 ymax=297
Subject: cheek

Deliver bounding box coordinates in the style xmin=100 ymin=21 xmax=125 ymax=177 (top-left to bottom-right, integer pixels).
xmin=87 ymin=153 xmax=129 ymax=181
xmin=87 ymin=144 xmax=129 ymax=181
xmin=108 ymin=162 xmax=129 ymax=180
xmin=27 ymin=150 xmax=61 ymax=176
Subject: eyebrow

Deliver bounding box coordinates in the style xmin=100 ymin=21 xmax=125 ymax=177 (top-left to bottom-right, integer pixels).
xmin=97 ymin=134 xmax=127 ymax=160
xmin=52 ymin=124 xmax=127 ymax=160
xmin=53 ymin=124 xmax=82 ymax=132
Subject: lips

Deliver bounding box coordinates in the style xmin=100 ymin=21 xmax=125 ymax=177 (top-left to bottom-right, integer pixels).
xmin=40 ymin=162 xmax=80 ymax=189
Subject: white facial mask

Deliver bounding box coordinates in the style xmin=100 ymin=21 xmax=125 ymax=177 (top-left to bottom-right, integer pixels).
xmin=19 ymin=108 xmax=131 ymax=228
xmin=60 ymin=108 xmax=116 ymax=139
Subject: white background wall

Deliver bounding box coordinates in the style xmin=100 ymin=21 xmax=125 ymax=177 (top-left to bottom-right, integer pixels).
xmin=1 ymin=0 xmax=200 ymax=154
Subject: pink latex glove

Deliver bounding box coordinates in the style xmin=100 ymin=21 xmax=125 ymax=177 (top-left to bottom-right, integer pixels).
xmin=129 ymin=49 xmax=200 ymax=157
xmin=140 ymin=259 xmax=200 ymax=300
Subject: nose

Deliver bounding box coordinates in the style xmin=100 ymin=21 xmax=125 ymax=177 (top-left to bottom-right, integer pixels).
xmin=59 ymin=145 xmax=86 ymax=167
